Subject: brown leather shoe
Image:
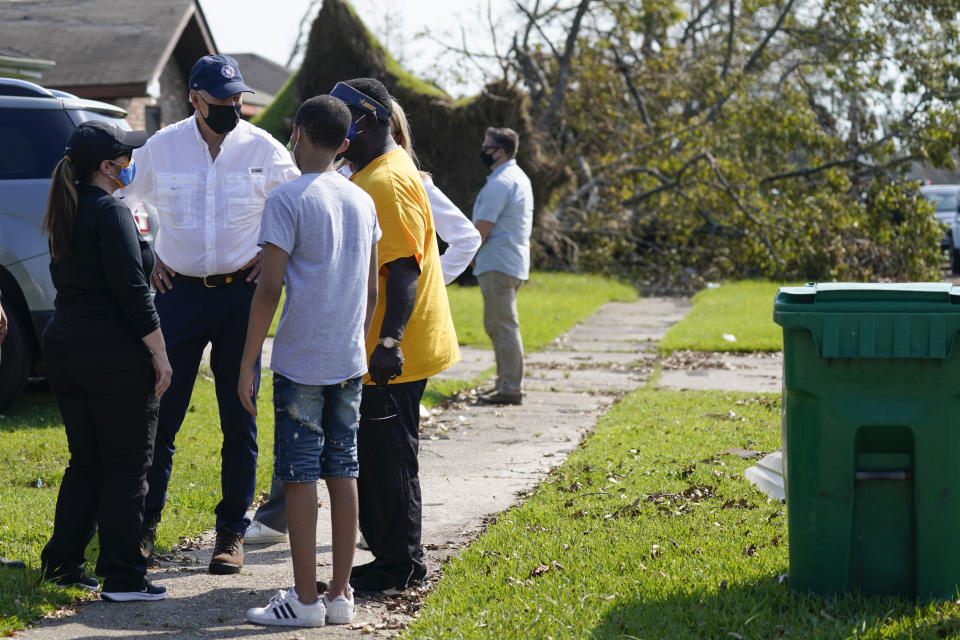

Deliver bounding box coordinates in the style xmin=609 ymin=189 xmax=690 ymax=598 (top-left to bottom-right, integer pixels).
xmin=477 ymin=391 xmax=522 ymax=406
xmin=209 ymin=530 xmax=244 ymax=575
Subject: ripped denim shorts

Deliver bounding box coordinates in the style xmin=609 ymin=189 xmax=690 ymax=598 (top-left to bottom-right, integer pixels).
xmin=272 ymin=373 xmax=362 ymax=482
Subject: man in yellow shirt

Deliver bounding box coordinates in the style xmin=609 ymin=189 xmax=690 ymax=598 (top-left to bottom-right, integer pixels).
xmin=331 ymin=78 xmax=459 ymax=595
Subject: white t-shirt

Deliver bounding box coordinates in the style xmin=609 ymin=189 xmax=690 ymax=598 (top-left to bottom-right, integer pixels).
xmin=259 ymin=171 xmax=381 ymax=385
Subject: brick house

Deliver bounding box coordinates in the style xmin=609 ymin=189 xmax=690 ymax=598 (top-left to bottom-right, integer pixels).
xmin=0 ymin=0 xmax=216 ymax=133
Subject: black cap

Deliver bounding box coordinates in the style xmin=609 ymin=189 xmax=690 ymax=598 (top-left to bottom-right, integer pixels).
xmin=65 ymin=121 xmax=148 ymax=172
xmin=189 ymin=54 xmax=254 ymax=99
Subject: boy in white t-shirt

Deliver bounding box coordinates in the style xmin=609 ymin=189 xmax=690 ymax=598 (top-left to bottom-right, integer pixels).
xmin=238 ymin=95 xmax=380 ymax=627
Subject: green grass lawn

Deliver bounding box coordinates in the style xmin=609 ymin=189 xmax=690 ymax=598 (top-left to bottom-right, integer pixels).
xmin=0 ymin=374 xmax=275 ymax=633
xmin=405 ymin=387 xmax=960 ymax=639
xmin=448 ymin=271 xmax=637 ymax=350
xmin=660 ymin=280 xmax=795 ymax=353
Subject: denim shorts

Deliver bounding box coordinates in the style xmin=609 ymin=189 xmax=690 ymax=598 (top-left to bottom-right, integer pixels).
xmin=273 ymin=373 xmax=362 ymax=482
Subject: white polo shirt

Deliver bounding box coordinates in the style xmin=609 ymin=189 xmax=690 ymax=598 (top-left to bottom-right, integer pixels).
xmin=121 ymin=115 xmax=299 ymax=277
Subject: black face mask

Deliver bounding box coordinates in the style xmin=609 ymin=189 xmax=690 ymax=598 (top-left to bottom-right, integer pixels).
xmin=480 ymin=149 xmax=497 ymax=168
xmin=200 ymin=97 xmax=240 ymax=134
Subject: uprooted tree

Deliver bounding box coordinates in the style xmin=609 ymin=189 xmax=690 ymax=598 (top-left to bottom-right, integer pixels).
xmin=487 ymin=0 xmax=956 ymax=287
xmin=259 ymin=0 xmax=955 ymax=289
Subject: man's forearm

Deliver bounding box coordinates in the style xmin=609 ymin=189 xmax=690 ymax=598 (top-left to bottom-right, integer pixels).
xmin=380 ymin=257 xmax=419 ymax=340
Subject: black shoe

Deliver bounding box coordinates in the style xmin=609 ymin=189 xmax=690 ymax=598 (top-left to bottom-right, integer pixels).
xmin=209 ymin=529 xmax=244 ymax=575
xmin=477 ymin=391 xmax=522 ymax=406
xmin=0 ymin=558 xmax=26 ymax=569
xmin=57 ymin=574 xmax=99 ymax=591
xmin=349 ymin=565 xmax=426 ymax=596
xmin=140 ymin=513 xmax=160 ymax=561
xmin=101 ymin=579 xmax=166 ymax=602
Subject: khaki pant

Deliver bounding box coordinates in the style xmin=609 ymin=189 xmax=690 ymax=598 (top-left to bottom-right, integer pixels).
xmin=478 ymin=270 xmax=525 ymax=395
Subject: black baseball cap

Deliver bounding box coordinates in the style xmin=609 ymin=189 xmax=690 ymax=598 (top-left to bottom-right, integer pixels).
xmin=189 ymin=54 xmax=254 ymax=99
xmin=65 ymin=121 xmax=148 ymax=172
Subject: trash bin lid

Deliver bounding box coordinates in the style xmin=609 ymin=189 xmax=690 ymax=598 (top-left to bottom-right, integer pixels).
xmin=773 ymin=283 xmax=960 ymax=358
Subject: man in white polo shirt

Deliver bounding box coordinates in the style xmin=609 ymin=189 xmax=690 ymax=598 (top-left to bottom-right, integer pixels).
xmin=121 ymin=54 xmax=298 ymax=575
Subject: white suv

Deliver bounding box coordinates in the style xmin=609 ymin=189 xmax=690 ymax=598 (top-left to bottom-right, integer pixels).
xmin=0 ymin=78 xmax=156 ymax=410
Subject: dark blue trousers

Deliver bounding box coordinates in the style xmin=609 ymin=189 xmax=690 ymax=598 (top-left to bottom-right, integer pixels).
xmin=144 ymin=278 xmax=260 ymax=535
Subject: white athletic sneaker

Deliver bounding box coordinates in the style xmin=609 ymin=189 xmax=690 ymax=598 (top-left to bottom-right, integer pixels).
xmin=244 ymin=521 xmax=288 ymax=544
xmin=246 ymin=587 xmax=325 ymax=627
xmin=323 ymin=587 xmax=356 ymax=624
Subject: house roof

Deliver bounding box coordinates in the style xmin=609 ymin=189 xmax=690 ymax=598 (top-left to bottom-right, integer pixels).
xmin=0 ymin=44 xmax=35 ymax=58
xmin=228 ymin=53 xmax=292 ymax=97
xmin=0 ymin=0 xmax=216 ymax=92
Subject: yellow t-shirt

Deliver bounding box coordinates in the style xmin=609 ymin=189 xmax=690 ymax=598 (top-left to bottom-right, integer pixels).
xmin=351 ymin=147 xmax=460 ymax=384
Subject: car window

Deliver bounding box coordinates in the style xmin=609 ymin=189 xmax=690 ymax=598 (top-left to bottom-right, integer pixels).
xmin=67 ymin=109 xmax=131 ymax=130
xmin=924 ymin=191 xmax=959 ymax=212
xmin=0 ymin=108 xmax=76 ymax=180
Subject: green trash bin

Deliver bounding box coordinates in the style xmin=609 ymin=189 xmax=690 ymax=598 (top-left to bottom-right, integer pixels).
xmin=774 ymin=282 xmax=960 ymax=599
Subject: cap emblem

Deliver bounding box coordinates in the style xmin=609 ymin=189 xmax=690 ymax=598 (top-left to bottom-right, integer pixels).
xmin=221 ymin=65 xmax=236 ymax=79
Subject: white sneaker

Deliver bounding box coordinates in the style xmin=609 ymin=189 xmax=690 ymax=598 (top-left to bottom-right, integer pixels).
xmin=246 ymin=587 xmax=325 ymax=627
xmin=244 ymin=521 xmax=287 ymax=544
xmin=323 ymin=587 xmax=356 ymax=624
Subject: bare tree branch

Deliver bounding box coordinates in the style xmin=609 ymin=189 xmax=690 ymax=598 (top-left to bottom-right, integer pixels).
xmin=743 ymin=0 xmax=797 ymax=73
xmin=610 ymin=40 xmax=651 ymax=129
xmin=540 ymin=0 xmax=592 ymax=130
xmin=721 ymin=0 xmax=736 ymax=80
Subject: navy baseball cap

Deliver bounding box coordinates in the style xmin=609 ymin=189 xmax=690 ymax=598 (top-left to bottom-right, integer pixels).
xmin=189 ymin=54 xmax=254 ymax=98
xmin=65 ymin=121 xmax=147 ymax=172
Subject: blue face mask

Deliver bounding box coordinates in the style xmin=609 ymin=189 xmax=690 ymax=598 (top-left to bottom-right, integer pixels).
xmin=108 ymin=158 xmax=136 ymax=188
xmin=346 ymin=113 xmax=368 ymax=142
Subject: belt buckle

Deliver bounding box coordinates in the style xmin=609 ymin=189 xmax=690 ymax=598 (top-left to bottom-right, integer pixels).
xmin=202 ymin=275 xmax=216 ymax=289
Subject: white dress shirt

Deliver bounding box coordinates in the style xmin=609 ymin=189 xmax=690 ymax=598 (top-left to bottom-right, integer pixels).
xmin=337 ymin=165 xmax=479 ymax=284
xmin=121 ymin=116 xmax=300 ymax=277
xmin=423 ymin=176 xmax=481 ymax=284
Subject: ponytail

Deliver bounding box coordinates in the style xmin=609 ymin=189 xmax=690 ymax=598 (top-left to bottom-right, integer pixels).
xmin=43 ymin=157 xmax=80 ymax=262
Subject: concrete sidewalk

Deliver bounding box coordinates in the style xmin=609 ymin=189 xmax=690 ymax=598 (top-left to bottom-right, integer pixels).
xmin=22 ymin=297 xmax=721 ymax=639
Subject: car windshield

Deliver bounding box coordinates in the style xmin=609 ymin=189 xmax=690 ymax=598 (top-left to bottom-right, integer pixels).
xmin=67 ymin=109 xmax=131 ymax=130
xmin=924 ymin=191 xmax=958 ymax=212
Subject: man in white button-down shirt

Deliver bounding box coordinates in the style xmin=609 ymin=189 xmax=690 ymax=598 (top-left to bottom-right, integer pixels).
xmin=121 ymin=55 xmax=299 ymax=575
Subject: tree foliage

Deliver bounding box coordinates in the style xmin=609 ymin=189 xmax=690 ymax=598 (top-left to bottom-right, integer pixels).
xmin=490 ymin=0 xmax=956 ymax=287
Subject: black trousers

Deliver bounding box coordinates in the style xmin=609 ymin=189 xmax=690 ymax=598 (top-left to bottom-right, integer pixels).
xmin=357 ymin=379 xmax=427 ymax=586
xmin=40 ymin=342 xmax=158 ymax=591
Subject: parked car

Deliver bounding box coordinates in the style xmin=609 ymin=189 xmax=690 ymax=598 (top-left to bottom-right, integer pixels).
xmin=920 ymin=184 xmax=960 ymax=274
xmin=0 ymin=78 xmax=157 ymax=410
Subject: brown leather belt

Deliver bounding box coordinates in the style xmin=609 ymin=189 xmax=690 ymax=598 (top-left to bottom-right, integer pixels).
xmin=174 ymin=267 xmax=253 ymax=288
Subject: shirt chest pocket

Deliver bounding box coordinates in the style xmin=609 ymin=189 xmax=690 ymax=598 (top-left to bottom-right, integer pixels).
xmin=225 ymin=173 xmax=266 ymax=227
xmin=155 ymin=173 xmax=199 ymax=228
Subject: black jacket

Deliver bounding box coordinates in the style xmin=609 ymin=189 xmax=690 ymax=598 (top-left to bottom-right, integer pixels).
xmin=43 ymin=184 xmax=159 ymax=351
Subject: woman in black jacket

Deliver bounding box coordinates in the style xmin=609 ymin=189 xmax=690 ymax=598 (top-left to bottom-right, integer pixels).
xmin=39 ymin=120 xmax=172 ymax=602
